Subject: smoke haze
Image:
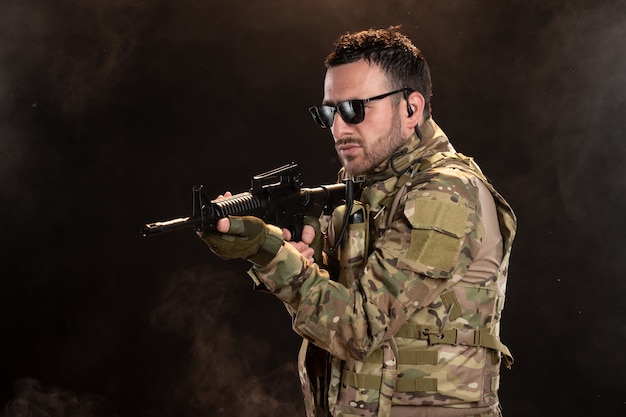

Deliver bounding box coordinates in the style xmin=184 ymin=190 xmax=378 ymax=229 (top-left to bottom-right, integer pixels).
xmin=149 ymin=265 xmax=302 ymax=416
xmin=1 ymin=0 xmax=625 ymax=416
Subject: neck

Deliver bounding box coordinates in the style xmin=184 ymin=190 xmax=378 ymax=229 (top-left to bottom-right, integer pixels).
xmin=367 ymin=118 xmax=453 ymax=181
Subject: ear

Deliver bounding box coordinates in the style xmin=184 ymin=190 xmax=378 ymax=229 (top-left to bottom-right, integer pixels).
xmin=403 ymin=91 xmax=425 ymax=136
xmin=407 ymin=91 xmax=425 ymax=123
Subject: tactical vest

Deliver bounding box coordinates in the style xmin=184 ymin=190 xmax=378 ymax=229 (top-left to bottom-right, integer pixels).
xmin=325 ymin=152 xmax=516 ymax=417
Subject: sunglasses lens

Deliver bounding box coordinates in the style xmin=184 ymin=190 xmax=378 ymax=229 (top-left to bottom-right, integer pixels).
xmin=310 ymin=105 xmax=336 ymax=128
xmin=338 ymin=100 xmax=365 ymax=124
xmin=309 ymin=107 xmax=325 ymax=128
xmin=320 ymin=106 xmax=337 ymax=128
xmin=309 ymin=100 xmax=366 ymax=129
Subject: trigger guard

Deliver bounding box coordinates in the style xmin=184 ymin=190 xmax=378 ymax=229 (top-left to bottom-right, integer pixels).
xmin=285 ymin=223 xmax=302 ymax=242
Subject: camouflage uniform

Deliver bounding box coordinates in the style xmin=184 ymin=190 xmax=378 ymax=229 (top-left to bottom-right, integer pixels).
xmin=248 ymin=118 xmax=516 ymax=417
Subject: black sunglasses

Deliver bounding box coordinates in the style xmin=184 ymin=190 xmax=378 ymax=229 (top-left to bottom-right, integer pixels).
xmin=308 ymin=87 xmax=413 ymax=129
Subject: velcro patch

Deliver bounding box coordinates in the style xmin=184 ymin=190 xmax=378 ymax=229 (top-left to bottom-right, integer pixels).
xmin=399 ymin=190 xmax=473 ymax=275
xmin=404 ymin=190 xmax=470 ymax=237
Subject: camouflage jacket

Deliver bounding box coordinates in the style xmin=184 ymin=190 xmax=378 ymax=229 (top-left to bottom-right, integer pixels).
xmin=249 ymin=118 xmax=517 ymax=417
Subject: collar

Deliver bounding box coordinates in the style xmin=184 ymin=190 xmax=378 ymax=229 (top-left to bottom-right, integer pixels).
xmin=359 ymin=118 xmax=456 ymax=183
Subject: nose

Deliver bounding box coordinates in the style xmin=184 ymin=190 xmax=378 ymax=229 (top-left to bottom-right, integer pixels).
xmin=330 ymin=111 xmax=354 ymax=139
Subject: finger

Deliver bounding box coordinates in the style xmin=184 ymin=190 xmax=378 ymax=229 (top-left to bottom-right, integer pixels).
xmin=300 ymin=224 xmax=316 ymax=245
xmin=287 ymin=240 xmax=306 ymax=251
xmin=215 ymin=192 xmax=232 ymax=232
xmin=216 ymin=217 xmax=230 ymax=233
xmin=282 ymin=228 xmax=292 ymax=241
xmin=301 ymin=247 xmax=315 ymax=264
xmin=215 ymin=191 xmax=233 ymax=200
xmin=287 ymin=241 xmax=315 ymax=264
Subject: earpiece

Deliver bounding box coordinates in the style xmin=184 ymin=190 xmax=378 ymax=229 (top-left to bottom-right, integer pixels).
xmin=415 ymin=125 xmax=423 ymax=139
xmin=402 ymin=87 xmax=422 ymax=139
xmin=403 ymin=88 xmax=414 ymax=117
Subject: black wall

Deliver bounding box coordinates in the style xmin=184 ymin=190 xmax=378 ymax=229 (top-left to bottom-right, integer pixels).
xmin=1 ymin=0 xmax=625 ymax=416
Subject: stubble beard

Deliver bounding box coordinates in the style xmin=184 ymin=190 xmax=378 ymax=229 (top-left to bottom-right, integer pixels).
xmin=337 ymin=112 xmax=406 ymax=177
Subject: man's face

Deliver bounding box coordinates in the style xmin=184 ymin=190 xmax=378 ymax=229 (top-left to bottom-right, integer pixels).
xmin=323 ymin=60 xmax=408 ymax=176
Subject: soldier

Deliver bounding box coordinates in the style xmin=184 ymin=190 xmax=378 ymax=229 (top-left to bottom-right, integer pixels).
xmin=201 ymin=26 xmax=516 ymax=417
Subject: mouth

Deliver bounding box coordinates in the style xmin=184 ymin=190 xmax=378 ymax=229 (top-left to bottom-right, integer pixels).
xmin=336 ymin=141 xmax=362 ymax=156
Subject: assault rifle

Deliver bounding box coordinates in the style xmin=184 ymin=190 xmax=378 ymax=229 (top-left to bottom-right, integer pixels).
xmin=141 ymin=163 xmax=347 ymax=241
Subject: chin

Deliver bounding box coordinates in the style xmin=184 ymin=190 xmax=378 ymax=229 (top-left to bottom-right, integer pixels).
xmin=341 ymin=152 xmax=378 ymax=176
xmin=343 ymin=161 xmax=367 ymax=177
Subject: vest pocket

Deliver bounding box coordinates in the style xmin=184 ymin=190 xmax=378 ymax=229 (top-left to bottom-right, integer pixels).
xmin=331 ymin=202 xmax=369 ymax=287
xmin=393 ymin=344 xmax=486 ymax=405
xmin=333 ymin=343 xmax=398 ymax=417
xmin=337 ymin=344 xmax=488 ymax=409
xmin=334 ymin=373 xmax=384 ymax=417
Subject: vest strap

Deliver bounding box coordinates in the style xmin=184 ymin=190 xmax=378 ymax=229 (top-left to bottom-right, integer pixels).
xmin=363 ymin=349 xmax=438 ymax=365
xmin=341 ymin=370 xmax=438 ymax=392
xmin=396 ymin=324 xmax=514 ymax=368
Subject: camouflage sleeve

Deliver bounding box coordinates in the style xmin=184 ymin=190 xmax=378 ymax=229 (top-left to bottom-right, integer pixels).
xmin=249 ymin=168 xmax=483 ymax=361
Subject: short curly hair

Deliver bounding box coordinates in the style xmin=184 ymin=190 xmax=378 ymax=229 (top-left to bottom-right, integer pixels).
xmin=325 ymin=26 xmax=432 ymax=118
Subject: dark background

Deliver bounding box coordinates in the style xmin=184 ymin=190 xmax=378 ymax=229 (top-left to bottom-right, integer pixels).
xmin=1 ymin=0 xmax=625 ymax=416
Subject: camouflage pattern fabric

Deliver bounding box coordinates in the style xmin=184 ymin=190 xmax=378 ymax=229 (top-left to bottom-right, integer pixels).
xmin=249 ymin=118 xmax=516 ymax=417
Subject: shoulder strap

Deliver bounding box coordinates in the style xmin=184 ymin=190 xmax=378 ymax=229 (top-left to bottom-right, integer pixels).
xmin=417 ymin=151 xmax=490 ymax=184
xmin=383 ymin=152 xmax=480 ymax=229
